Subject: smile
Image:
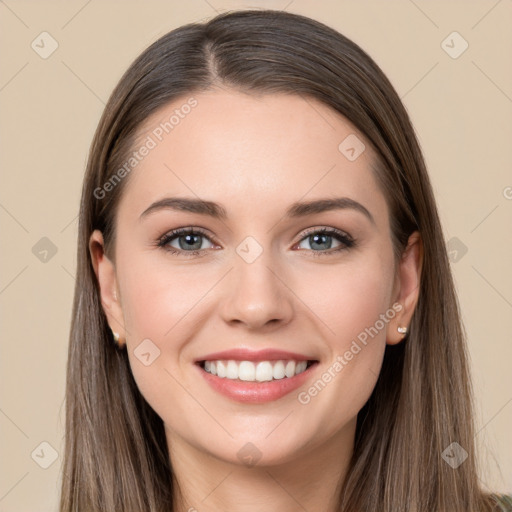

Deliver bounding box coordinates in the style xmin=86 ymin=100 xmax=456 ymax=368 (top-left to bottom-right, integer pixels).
xmin=200 ymin=359 xmax=314 ymax=382
xmin=195 ymin=359 xmax=319 ymax=404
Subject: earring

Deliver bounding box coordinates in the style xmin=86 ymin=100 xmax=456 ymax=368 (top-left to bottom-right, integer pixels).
xmin=397 ymin=326 xmax=408 ymax=335
xmin=111 ymin=330 xmax=120 ymax=344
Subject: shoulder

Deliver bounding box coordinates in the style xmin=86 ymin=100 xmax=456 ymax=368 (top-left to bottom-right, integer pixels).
xmin=492 ymin=494 xmax=512 ymax=511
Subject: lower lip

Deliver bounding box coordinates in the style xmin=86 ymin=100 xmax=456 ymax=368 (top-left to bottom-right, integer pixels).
xmin=195 ymin=362 xmax=319 ymax=404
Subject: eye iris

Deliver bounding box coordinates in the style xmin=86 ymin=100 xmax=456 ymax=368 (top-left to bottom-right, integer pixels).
xmin=310 ymin=233 xmax=332 ymax=250
xmin=180 ymin=233 xmax=202 ymax=250
xmin=167 ymin=230 xmax=345 ymax=253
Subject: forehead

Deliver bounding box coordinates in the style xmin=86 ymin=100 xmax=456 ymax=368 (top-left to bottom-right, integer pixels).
xmin=117 ymin=89 xmax=387 ymax=223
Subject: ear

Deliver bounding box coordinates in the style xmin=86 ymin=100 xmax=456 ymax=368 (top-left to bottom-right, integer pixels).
xmin=387 ymin=231 xmax=423 ymax=345
xmin=89 ymin=229 xmax=126 ymax=347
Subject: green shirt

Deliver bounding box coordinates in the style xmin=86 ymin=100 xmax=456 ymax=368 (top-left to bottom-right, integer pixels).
xmin=494 ymin=494 xmax=512 ymax=511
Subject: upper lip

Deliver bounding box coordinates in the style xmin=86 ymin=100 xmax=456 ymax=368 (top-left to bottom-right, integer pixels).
xmin=195 ymin=348 xmax=318 ymax=363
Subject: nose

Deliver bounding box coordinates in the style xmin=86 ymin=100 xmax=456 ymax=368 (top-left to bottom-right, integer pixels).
xmin=219 ymin=247 xmax=294 ymax=331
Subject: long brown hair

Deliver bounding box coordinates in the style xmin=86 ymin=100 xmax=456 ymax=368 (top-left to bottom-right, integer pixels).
xmin=60 ymin=9 xmax=502 ymax=511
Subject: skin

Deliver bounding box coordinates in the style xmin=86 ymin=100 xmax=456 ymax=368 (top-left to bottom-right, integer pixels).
xmin=90 ymin=88 xmax=422 ymax=512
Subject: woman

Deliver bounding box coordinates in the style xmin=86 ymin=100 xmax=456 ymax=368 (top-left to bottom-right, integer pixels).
xmin=59 ymin=9 xmax=512 ymax=512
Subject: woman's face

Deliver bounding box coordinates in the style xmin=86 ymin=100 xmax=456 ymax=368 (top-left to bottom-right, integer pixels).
xmin=91 ymin=89 xmax=420 ymax=468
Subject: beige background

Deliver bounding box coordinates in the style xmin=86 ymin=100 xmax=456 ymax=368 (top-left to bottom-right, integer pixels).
xmin=1 ymin=0 xmax=511 ymax=510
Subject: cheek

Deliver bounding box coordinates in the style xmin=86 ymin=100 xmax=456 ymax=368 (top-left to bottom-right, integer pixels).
xmin=118 ymin=250 xmax=204 ymax=340
xmin=304 ymin=251 xmax=395 ymax=348
xmin=115 ymin=246 xmax=243 ymax=420
xmin=294 ymin=251 xmax=395 ymax=417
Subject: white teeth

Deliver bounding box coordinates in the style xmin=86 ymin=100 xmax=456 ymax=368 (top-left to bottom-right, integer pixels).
xmin=201 ymin=359 xmax=312 ymax=381
xmin=256 ymin=361 xmax=273 ymax=382
xmin=295 ymin=361 xmax=307 ymax=375
xmin=216 ymin=361 xmax=226 ymax=378
xmin=272 ymin=361 xmax=286 ymax=380
xmin=226 ymin=360 xmax=238 ymax=379
xmin=285 ymin=360 xmax=296 ymax=378
xmin=239 ymin=361 xmax=256 ymax=381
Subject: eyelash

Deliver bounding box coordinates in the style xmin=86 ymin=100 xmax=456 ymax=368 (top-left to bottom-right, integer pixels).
xmin=156 ymin=226 xmax=355 ymax=258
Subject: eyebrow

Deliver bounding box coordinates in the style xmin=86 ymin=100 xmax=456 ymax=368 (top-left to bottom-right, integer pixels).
xmin=139 ymin=196 xmax=375 ymax=225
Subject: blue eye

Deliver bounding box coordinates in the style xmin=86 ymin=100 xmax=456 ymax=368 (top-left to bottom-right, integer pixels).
xmin=157 ymin=227 xmax=355 ymax=257
xmin=157 ymin=228 xmax=214 ymax=256
xmin=296 ymin=228 xmax=354 ymax=256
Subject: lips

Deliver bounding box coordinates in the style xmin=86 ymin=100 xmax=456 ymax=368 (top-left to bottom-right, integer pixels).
xmin=194 ymin=348 xmax=317 ymax=363
xmin=193 ymin=347 xmax=320 ymax=403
